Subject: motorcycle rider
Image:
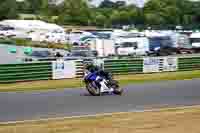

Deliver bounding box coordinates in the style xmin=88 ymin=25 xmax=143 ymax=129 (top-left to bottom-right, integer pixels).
xmin=84 ymin=63 xmax=111 ymax=88
xmin=85 ymin=63 xmax=111 ymax=79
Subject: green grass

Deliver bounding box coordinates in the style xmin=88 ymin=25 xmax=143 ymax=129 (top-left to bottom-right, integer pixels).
xmin=0 ymin=70 xmax=200 ymax=92
xmin=117 ymin=70 xmax=200 ymax=85
xmin=1 ymin=106 xmax=200 ymax=133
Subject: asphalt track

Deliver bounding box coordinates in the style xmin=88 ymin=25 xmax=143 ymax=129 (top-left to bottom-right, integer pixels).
xmin=1 ymin=79 xmax=200 ymax=122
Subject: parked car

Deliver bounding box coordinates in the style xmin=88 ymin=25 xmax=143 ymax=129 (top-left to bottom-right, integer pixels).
xmin=29 ymin=50 xmax=52 ymax=58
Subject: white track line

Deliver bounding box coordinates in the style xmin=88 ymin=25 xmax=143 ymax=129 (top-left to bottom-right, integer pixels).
xmin=1 ymin=105 xmax=200 ymax=125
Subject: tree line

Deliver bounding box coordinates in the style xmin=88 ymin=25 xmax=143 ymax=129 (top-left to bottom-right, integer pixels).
xmin=1 ymin=0 xmax=200 ymax=29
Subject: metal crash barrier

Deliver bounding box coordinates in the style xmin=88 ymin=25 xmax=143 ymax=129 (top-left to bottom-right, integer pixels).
xmin=1 ymin=55 xmax=200 ymax=83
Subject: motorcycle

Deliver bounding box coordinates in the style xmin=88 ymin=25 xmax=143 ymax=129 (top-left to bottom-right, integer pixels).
xmin=83 ymin=70 xmax=123 ymax=96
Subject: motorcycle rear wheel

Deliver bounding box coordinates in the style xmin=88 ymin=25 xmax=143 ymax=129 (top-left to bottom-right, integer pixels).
xmin=111 ymin=80 xmax=123 ymax=95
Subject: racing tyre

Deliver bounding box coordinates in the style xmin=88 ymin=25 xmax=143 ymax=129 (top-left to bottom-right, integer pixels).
xmin=86 ymin=82 xmax=101 ymax=96
xmin=111 ymin=80 xmax=123 ymax=95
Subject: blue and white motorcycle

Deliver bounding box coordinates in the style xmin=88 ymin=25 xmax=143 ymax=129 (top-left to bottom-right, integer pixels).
xmin=83 ymin=70 xmax=123 ymax=96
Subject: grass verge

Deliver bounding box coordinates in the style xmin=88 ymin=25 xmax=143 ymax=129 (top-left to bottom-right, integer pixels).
xmin=0 ymin=70 xmax=200 ymax=92
xmin=1 ymin=106 xmax=200 ymax=133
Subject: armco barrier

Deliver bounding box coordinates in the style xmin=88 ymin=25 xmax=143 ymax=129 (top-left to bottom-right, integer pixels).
xmin=103 ymin=58 xmax=143 ymax=74
xmin=75 ymin=60 xmax=84 ymax=78
xmin=0 ymin=60 xmax=85 ymax=83
xmin=0 ymin=62 xmax=52 ymax=83
xmin=103 ymin=56 xmax=200 ymax=75
xmin=178 ymin=56 xmax=200 ymax=71
xmin=1 ymin=55 xmax=200 ymax=83
xmin=74 ymin=59 xmax=94 ymax=78
xmin=103 ymin=57 xmax=178 ymax=74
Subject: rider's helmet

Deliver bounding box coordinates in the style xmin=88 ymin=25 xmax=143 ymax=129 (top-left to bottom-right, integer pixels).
xmin=85 ymin=63 xmax=100 ymax=73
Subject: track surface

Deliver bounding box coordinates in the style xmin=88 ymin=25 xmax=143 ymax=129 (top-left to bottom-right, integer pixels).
xmin=1 ymin=79 xmax=200 ymax=122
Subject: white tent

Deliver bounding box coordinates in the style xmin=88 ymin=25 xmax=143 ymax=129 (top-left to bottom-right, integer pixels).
xmin=0 ymin=20 xmax=64 ymax=32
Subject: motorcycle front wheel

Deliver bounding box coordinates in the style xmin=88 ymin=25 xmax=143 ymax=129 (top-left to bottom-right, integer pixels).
xmin=86 ymin=82 xmax=101 ymax=96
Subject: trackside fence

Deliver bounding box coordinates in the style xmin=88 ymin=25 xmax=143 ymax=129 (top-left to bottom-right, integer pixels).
xmin=178 ymin=56 xmax=200 ymax=71
xmin=0 ymin=62 xmax=52 ymax=83
xmin=75 ymin=60 xmax=84 ymax=78
xmin=1 ymin=55 xmax=200 ymax=83
xmin=103 ymin=58 xmax=143 ymax=74
xmin=103 ymin=56 xmax=200 ymax=74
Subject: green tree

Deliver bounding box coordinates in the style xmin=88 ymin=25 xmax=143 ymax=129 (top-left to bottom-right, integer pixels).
xmin=145 ymin=13 xmax=165 ymax=25
xmin=94 ymin=13 xmax=108 ymax=27
xmin=144 ymin=0 xmax=197 ymax=27
xmin=26 ymin=0 xmax=42 ymax=14
xmin=39 ymin=0 xmax=49 ymax=15
xmin=12 ymin=0 xmax=200 ymax=28
xmin=18 ymin=0 xmax=49 ymax=14
xmin=17 ymin=1 xmax=30 ymax=14
xmin=57 ymin=0 xmax=92 ymax=25
xmin=190 ymin=1 xmax=200 ymax=26
xmin=0 ymin=0 xmax=18 ymax=20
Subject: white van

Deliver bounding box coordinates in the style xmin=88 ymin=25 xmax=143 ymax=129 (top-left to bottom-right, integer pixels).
xmin=190 ymin=32 xmax=200 ymax=48
xmin=116 ymin=37 xmax=149 ymax=56
xmin=89 ymin=38 xmax=115 ymax=57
